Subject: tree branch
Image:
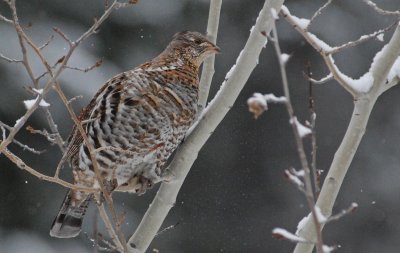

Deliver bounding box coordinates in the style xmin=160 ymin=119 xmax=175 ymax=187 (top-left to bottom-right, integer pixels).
xmin=198 ymin=0 xmax=222 ymax=112
xmin=293 ymin=22 xmax=400 ymax=253
xmin=126 ymin=1 xmax=284 ymax=252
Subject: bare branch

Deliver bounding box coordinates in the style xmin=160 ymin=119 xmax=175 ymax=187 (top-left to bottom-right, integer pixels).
xmin=53 ymin=27 xmax=73 ymax=46
xmin=0 ymin=13 xmax=12 ymax=23
xmin=306 ymin=63 xmax=320 ymax=195
xmin=42 ymin=108 xmax=66 ymax=151
xmin=68 ymin=95 xmax=84 ymax=104
xmin=308 ymin=0 xmax=333 ymax=28
xmin=0 ymin=0 xmax=129 ymax=156
xmin=364 ymin=0 xmax=400 ymax=16
xmin=96 ymin=202 xmax=125 ymax=252
xmin=12 ymin=139 xmax=46 ymax=154
xmin=26 ymin=125 xmax=58 ymax=144
xmin=0 ymin=52 xmax=22 ymax=63
xmin=38 ymin=34 xmax=55 ymax=50
xmin=155 ymin=222 xmax=180 ymax=238
xmin=2 ymin=148 xmax=97 ymax=192
xmin=53 ymin=83 xmax=127 ymax=252
xmin=64 ymin=58 xmax=104 ymax=73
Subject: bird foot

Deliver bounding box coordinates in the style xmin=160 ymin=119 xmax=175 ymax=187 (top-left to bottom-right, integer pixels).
xmin=115 ymin=175 xmax=153 ymax=195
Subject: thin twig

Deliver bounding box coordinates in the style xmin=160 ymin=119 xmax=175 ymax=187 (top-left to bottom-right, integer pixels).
xmin=39 ymin=34 xmax=55 ymax=50
xmin=0 ymin=13 xmax=13 ymax=23
xmin=68 ymin=95 xmax=84 ymax=104
xmin=0 ymin=52 xmax=22 ymax=63
xmin=64 ymin=58 xmax=103 ymax=73
xmin=304 ymin=73 xmax=333 ymax=84
xmin=306 ymin=62 xmax=320 ymax=195
xmin=53 ymin=27 xmax=73 ymax=46
xmin=42 ymin=108 xmax=66 ymax=151
xmin=271 ymin=20 xmax=324 ymax=253
xmin=308 ymin=0 xmax=333 ymax=28
xmin=327 ymin=22 xmax=397 ymax=54
xmin=2 ymin=148 xmax=97 ymax=193
xmin=364 ymin=0 xmax=400 ymax=16
xmin=7 ymin=0 xmax=37 ymax=87
xmin=26 ymin=125 xmax=58 ymax=144
xmin=97 ymin=202 xmax=125 ymax=252
xmin=53 ymin=83 xmax=128 ymax=252
xmin=326 ymin=202 xmax=358 ymax=223
xmin=155 ymin=222 xmax=180 ymax=238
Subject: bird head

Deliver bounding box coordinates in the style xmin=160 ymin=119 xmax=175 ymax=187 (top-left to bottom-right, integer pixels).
xmin=167 ymin=31 xmax=220 ymax=67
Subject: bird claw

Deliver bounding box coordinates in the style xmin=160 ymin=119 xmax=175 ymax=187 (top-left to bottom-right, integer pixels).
xmin=115 ymin=175 xmax=153 ymax=195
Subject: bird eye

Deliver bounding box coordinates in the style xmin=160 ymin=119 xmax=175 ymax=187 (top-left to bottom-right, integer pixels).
xmin=194 ymin=39 xmax=202 ymax=44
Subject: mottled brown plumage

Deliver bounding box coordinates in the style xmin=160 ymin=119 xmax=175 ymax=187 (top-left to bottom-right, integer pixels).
xmin=50 ymin=31 xmax=219 ymax=238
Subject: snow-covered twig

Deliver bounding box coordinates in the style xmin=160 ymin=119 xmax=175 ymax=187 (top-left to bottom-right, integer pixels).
xmin=126 ymin=1 xmax=285 ymax=252
xmin=327 ymin=22 xmax=396 ymax=54
xmin=304 ymin=73 xmax=333 ymax=84
xmin=364 ymin=0 xmax=400 ymax=16
xmin=198 ymin=0 xmax=222 ymax=112
xmin=281 ymin=6 xmax=359 ymax=96
xmin=326 ymin=202 xmax=358 ymax=223
xmin=284 ymin=169 xmax=304 ymax=190
xmin=272 ymin=228 xmax=308 ymax=243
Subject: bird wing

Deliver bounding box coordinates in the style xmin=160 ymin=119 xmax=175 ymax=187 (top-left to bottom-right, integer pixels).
xmin=63 ymin=72 xmax=126 ymax=166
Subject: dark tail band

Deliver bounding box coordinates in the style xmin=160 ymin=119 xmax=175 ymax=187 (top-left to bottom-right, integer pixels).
xmin=50 ymin=190 xmax=91 ymax=238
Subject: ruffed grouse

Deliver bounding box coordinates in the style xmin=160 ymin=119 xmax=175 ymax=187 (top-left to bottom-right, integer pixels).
xmin=50 ymin=31 xmax=220 ymax=238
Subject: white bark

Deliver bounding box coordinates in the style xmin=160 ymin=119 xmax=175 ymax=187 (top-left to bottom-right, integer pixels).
xmin=294 ymin=22 xmax=400 ymax=253
xmin=127 ymin=0 xmax=284 ymax=252
xmin=198 ymin=0 xmax=222 ymax=110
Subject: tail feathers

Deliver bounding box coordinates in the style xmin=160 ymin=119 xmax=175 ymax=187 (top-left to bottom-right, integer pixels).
xmin=50 ymin=190 xmax=91 ymax=238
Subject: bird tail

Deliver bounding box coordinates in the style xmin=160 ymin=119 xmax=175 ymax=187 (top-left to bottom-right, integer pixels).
xmin=50 ymin=190 xmax=91 ymax=238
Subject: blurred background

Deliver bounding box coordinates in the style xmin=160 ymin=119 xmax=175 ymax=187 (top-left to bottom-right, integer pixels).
xmin=1 ymin=0 xmax=400 ymax=252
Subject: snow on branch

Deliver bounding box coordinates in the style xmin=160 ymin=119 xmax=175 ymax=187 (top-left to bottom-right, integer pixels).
xmin=364 ymin=0 xmax=400 ymax=16
xmin=280 ymin=5 xmax=397 ymax=96
xmin=272 ymin=228 xmax=308 ymax=243
xmin=247 ymin=93 xmax=286 ymax=119
xmin=292 ymin=12 xmax=400 ymax=253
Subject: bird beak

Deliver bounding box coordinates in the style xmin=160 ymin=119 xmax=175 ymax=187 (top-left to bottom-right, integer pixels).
xmin=208 ymin=43 xmax=221 ymax=54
